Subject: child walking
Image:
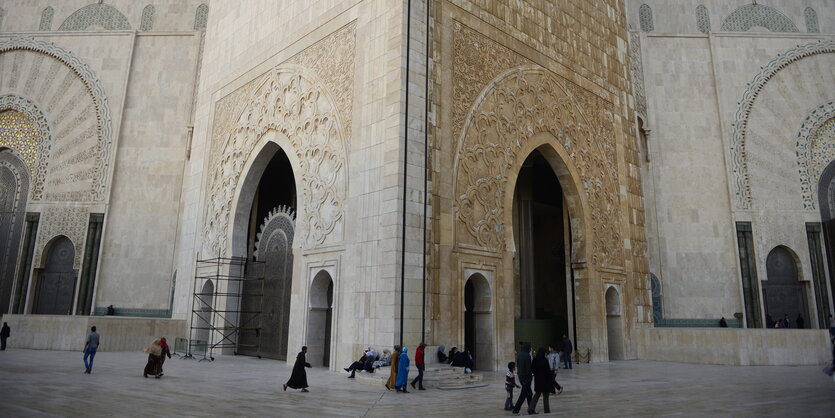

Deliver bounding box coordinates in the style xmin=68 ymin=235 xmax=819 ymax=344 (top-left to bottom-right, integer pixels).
xmin=505 ymin=361 xmax=521 ymax=411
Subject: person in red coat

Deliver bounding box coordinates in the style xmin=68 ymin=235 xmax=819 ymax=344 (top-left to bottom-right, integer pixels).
xmin=410 ymin=342 xmax=426 ymax=390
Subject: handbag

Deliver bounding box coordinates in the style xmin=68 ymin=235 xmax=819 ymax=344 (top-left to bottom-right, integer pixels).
xmin=823 ymin=363 xmax=835 ymax=377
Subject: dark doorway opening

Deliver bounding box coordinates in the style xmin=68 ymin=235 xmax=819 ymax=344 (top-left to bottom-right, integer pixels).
xmin=238 ymin=147 xmax=297 ymax=360
xmin=33 ymin=236 xmax=76 ymax=315
xmin=762 ymin=247 xmax=808 ymax=328
xmin=513 ymin=148 xmax=570 ymax=352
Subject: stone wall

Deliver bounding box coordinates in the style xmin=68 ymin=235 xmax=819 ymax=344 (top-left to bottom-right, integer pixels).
xmin=636 ymin=327 xmax=831 ymax=366
xmin=1 ymin=314 xmax=187 ymax=352
xmin=628 ymin=0 xmax=835 ymax=329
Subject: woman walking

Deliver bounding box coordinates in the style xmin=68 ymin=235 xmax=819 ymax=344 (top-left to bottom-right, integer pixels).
xmin=395 ymin=346 xmax=410 ymax=393
xmin=143 ymin=338 xmax=163 ymax=378
xmin=385 ymin=345 xmax=401 ymax=390
xmin=157 ymin=338 xmax=172 ymax=377
xmin=529 ymin=347 xmax=555 ymax=414
xmin=284 ymin=346 xmax=312 ymax=392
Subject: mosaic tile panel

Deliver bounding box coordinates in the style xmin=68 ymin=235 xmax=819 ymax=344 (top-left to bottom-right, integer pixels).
xmin=696 ymin=5 xmax=710 ymax=34
xmin=0 ymin=95 xmax=51 ymax=200
xmin=39 ymin=7 xmax=53 ymax=31
xmin=194 ymin=4 xmax=208 ymax=31
xmin=140 ymin=5 xmax=155 ymax=32
xmin=804 ymin=7 xmax=819 ymax=33
xmin=57 ymin=4 xmax=131 ymax=31
xmin=639 ymin=4 xmax=654 ymax=32
xmin=720 ymin=4 xmax=798 ymax=33
xmin=0 ymin=110 xmax=38 ymax=182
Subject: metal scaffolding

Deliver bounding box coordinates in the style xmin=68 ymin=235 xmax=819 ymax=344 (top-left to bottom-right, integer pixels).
xmin=187 ymin=255 xmax=265 ymax=361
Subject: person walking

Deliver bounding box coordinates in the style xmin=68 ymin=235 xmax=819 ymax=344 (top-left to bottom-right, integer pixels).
xmin=0 ymin=322 xmax=10 ymax=351
xmin=83 ymin=326 xmax=100 ymax=374
xmin=385 ymin=345 xmax=401 ymax=390
xmin=143 ymin=338 xmax=163 ymax=378
xmin=529 ymin=347 xmax=554 ymax=414
xmin=410 ymin=342 xmax=426 ymax=390
xmin=546 ymin=344 xmax=563 ymax=394
xmin=157 ymin=337 xmax=172 ymax=377
xmin=561 ymin=335 xmax=573 ymax=369
xmin=396 ymin=346 xmax=410 ymax=393
xmin=511 ymin=342 xmax=533 ymax=414
xmin=283 ymin=346 xmax=312 ymax=392
xmin=504 ymin=361 xmax=520 ymax=411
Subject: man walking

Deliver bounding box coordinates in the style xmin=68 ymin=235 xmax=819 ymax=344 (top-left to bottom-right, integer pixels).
xmin=512 ymin=342 xmax=533 ymax=415
xmin=411 ymin=342 xmax=426 ymax=390
xmin=561 ymin=334 xmax=573 ymax=369
xmin=83 ymin=326 xmax=100 ymax=374
xmin=1 ymin=322 xmax=10 ymax=350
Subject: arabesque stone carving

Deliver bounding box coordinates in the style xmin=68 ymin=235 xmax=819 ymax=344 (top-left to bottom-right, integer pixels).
xmin=204 ymin=67 xmax=347 ymax=255
xmin=455 ymin=67 xmax=623 ymax=268
xmin=797 ymin=101 xmax=835 ymax=209
xmin=34 ymin=205 xmax=88 ymax=269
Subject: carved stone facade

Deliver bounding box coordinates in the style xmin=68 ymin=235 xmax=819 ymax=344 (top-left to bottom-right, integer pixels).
xmin=0 ymin=38 xmax=114 ymax=202
xmin=203 ymin=22 xmax=355 ymax=256
xmin=797 ymin=102 xmax=835 ymax=209
xmin=730 ymin=40 xmax=835 ymax=210
xmin=34 ymin=205 xmax=88 ymax=270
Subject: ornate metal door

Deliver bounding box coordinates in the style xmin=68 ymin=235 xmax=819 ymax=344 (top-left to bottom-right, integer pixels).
xmin=34 ymin=236 xmax=76 ymax=315
xmin=762 ymin=247 xmax=808 ymax=327
xmin=0 ymin=150 xmax=29 ymax=314
xmin=239 ymin=206 xmax=294 ymax=360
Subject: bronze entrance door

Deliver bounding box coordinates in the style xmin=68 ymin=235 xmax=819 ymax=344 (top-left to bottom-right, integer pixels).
xmin=238 ymin=208 xmax=294 ymax=360
xmin=33 ymin=236 xmax=76 ymax=315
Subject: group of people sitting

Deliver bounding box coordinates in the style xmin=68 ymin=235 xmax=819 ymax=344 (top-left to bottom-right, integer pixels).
xmin=343 ymin=343 xmax=478 ymax=378
xmin=436 ymin=346 xmax=474 ymax=371
xmin=343 ymin=347 xmax=394 ymax=377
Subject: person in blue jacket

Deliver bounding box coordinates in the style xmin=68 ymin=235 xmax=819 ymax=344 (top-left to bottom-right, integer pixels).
xmin=396 ymin=346 xmax=410 ymax=392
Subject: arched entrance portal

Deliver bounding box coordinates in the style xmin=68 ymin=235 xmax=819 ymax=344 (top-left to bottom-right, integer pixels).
xmin=512 ymin=148 xmax=572 ymax=352
xmin=817 ymin=159 xmax=835 ymax=324
xmin=0 ymin=147 xmax=30 ymax=314
xmin=33 ymin=236 xmax=76 ymax=314
xmin=605 ymin=286 xmax=624 ymax=360
xmin=307 ymin=270 xmax=333 ymax=368
xmin=464 ymin=273 xmax=493 ymax=370
xmin=236 ymin=143 xmax=297 ymax=360
xmin=762 ymin=246 xmax=808 ymax=327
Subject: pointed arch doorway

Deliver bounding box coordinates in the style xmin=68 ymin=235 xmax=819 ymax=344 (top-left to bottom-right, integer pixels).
xmin=235 ymin=141 xmax=297 ymax=360
xmin=512 ymin=148 xmax=574 ymax=353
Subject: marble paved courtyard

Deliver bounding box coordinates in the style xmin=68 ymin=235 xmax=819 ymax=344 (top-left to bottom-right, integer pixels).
xmin=0 ymin=349 xmax=833 ymax=417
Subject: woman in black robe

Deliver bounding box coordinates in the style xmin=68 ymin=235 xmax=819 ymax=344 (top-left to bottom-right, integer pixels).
xmin=529 ymin=347 xmax=554 ymax=414
xmin=283 ymin=346 xmax=312 ymax=392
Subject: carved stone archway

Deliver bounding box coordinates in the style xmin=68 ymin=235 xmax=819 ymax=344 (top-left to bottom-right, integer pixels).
xmin=204 ymin=65 xmax=347 ymax=257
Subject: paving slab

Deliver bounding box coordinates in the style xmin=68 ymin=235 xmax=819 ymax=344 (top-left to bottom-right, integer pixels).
xmin=0 ymin=349 xmax=833 ymax=417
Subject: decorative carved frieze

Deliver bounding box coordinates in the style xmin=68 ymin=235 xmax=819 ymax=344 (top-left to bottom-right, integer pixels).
xmin=0 ymin=38 xmax=114 ymax=202
xmin=0 ymin=96 xmax=50 ymax=200
xmin=796 ymin=101 xmax=835 ymax=209
xmin=34 ymin=205 xmax=88 ymax=269
xmin=730 ymin=40 xmax=835 ymax=209
xmin=203 ymin=24 xmax=355 ymax=256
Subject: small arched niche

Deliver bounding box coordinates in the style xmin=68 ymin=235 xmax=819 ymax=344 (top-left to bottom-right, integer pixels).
xmin=605 ymin=286 xmax=624 ymax=361
xmin=306 ymin=269 xmax=334 ymax=368
xmin=33 ymin=235 xmax=76 ymax=315
xmin=464 ymin=271 xmax=493 ymax=370
xmin=762 ymin=246 xmax=809 ymax=328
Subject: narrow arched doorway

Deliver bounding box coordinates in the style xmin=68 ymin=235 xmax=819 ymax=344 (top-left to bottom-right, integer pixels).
xmin=33 ymin=236 xmax=76 ymax=314
xmin=236 ymin=144 xmax=297 ymax=360
xmin=0 ymin=147 xmax=30 ymax=315
xmin=307 ymin=270 xmax=333 ymax=367
xmin=195 ymin=280 xmax=214 ymax=346
xmin=605 ymin=286 xmax=624 ymax=360
xmin=762 ymin=247 xmax=809 ymax=328
xmin=512 ymin=148 xmax=572 ymax=352
xmin=464 ymin=273 xmax=493 ymax=370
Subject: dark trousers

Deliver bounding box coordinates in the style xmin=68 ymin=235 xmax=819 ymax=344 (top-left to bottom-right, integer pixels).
xmin=1 ymin=336 xmax=6 ymax=350
xmin=411 ymin=364 xmax=425 ymax=388
xmin=563 ymin=352 xmax=572 ymax=369
xmin=512 ymin=380 xmax=532 ymax=413
xmin=505 ymin=387 xmax=514 ymax=410
xmin=83 ymin=348 xmax=97 ymax=371
xmin=530 ymin=391 xmax=550 ymax=413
